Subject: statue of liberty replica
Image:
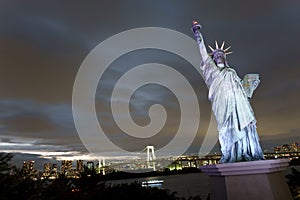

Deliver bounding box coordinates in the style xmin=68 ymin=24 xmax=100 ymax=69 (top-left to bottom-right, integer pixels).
xmin=191 ymin=20 xmax=265 ymax=163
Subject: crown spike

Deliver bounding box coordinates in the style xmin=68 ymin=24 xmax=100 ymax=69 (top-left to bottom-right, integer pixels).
xmin=208 ymin=45 xmax=215 ymax=52
xmin=221 ymin=41 xmax=225 ymax=50
xmin=225 ymin=51 xmax=233 ymax=55
xmin=224 ymin=46 xmax=231 ymax=52
xmin=215 ymin=41 xmax=219 ymax=49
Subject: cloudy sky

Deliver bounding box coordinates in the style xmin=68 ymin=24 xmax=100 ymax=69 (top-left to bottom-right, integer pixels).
xmin=0 ymin=0 xmax=300 ymax=169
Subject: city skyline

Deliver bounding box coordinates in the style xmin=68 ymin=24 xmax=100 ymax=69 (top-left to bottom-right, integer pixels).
xmin=0 ymin=1 xmax=300 ymax=167
xmin=9 ymin=141 xmax=300 ymax=171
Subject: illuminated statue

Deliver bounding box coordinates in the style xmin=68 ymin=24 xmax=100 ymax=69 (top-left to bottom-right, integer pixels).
xmin=191 ymin=20 xmax=264 ymax=163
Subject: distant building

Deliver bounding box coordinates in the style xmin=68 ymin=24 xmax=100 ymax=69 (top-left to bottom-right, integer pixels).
xmin=43 ymin=163 xmax=51 ymax=177
xmin=76 ymin=160 xmax=84 ymax=172
xmin=52 ymin=163 xmax=58 ymax=174
xmin=87 ymin=161 xmax=94 ymax=170
xmin=61 ymin=160 xmax=72 ymax=175
xmin=273 ymin=142 xmax=300 ymax=153
xmin=50 ymin=163 xmax=59 ymax=179
xmin=22 ymin=161 xmax=35 ymax=173
xmin=291 ymin=142 xmax=300 ymax=151
xmin=41 ymin=163 xmax=59 ymax=179
xmin=22 ymin=161 xmax=38 ymax=179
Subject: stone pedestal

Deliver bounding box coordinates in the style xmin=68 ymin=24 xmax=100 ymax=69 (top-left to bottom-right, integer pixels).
xmin=200 ymin=159 xmax=293 ymax=200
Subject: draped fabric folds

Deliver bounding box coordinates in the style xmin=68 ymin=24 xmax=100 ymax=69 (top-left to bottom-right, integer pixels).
xmin=201 ymin=58 xmax=264 ymax=163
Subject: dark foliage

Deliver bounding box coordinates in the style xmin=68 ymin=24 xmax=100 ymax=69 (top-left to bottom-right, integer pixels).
xmin=0 ymin=153 xmax=13 ymax=174
xmin=286 ymin=167 xmax=300 ymax=200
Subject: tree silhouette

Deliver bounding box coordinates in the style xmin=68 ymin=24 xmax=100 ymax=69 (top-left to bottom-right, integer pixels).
xmin=286 ymin=167 xmax=300 ymax=199
xmin=0 ymin=153 xmax=13 ymax=174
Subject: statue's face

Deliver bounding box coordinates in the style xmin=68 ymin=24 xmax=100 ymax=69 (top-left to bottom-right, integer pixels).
xmin=213 ymin=51 xmax=226 ymax=68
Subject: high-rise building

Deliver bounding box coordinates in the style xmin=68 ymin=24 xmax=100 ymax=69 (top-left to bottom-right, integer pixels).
xmin=61 ymin=160 xmax=72 ymax=175
xmin=50 ymin=163 xmax=59 ymax=179
xmin=22 ymin=161 xmax=29 ymax=174
xmin=52 ymin=163 xmax=58 ymax=173
xmin=43 ymin=163 xmax=51 ymax=177
xmin=291 ymin=142 xmax=300 ymax=151
xmin=22 ymin=161 xmax=37 ymax=179
xmin=40 ymin=163 xmax=59 ymax=179
xmin=87 ymin=161 xmax=94 ymax=170
xmin=22 ymin=161 xmax=35 ymax=173
xmin=76 ymin=160 xmax=84 ymax=172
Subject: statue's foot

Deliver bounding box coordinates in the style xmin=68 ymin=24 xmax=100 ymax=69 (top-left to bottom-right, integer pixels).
xmin=243 ymin=155 xmax=253 ymax=161
xmin=219 ymin=156 xmax=229 ymax=163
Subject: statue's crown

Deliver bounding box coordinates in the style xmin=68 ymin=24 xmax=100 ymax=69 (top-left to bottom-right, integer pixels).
xmin=208 ymin=41 xmax=233 ymax=57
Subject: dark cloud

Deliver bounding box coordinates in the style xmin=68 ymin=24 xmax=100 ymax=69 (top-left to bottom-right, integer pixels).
xmin=0 ymin=0 xmax=299 ymax=164
xmin=4 ymin=114 xmax=53 ymax=132
xmin=0 ymin=99 xmax=81 ymax=149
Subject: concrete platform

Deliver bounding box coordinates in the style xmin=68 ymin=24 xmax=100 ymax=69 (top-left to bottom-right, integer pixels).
xmin=200 ymin=159 xmax=293 ymax=200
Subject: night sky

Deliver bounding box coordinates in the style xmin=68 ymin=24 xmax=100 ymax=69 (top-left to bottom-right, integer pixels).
xmin=0 ymin=0 xmax=300 ymax=169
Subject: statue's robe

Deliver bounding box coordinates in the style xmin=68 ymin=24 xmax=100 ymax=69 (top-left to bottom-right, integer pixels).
xmin=201 ymin=57 xmax=264 ymax=162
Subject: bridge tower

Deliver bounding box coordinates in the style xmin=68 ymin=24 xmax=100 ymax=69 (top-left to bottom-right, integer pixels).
xmin=146 ymin=145 xmax=156 ymax=162
xmin=99 ymin=157 xmax=105 ymax=167
xmin=98 ymin=157 xmax=106 ymax=175
xmin=145 ymin=145 xmax=156 ymax=171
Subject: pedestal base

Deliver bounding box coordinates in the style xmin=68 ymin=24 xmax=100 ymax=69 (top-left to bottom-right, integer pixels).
xmin=200 ymin=159 xmax=293 ymax=200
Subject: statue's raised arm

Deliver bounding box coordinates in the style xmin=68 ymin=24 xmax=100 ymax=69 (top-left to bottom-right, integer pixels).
xmin=191 ymin=20 xmax=210 ymax=63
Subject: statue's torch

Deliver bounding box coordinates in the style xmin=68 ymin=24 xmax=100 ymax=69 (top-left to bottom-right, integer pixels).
xmin=191 ymin=20 xmax=202 ymax=31
xmin=191 ymin=20 xmax=203 ymax=44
